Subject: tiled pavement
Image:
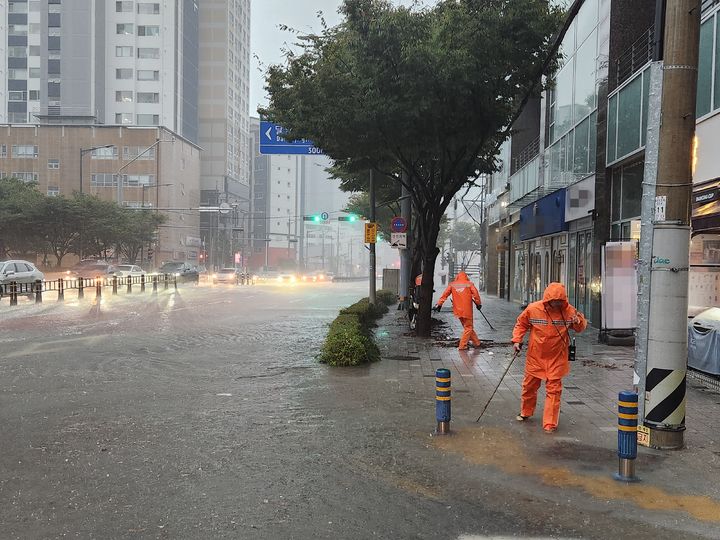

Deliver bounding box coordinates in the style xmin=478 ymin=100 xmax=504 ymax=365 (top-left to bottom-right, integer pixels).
xmin=373 ymin=293 xmax=720 ymax=502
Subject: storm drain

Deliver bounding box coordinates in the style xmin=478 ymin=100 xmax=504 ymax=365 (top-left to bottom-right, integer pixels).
xmin=564 ymin=386 xmax=580 ymax=390
xmin=385 ymin=355 xmax=421 ymax=362
xmin=566 ymin=400 xmax=586 ymax=405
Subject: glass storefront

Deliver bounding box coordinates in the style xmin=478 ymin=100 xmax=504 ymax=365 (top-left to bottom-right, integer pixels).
xmin=610 ymin=161 xmax=644 ymax=240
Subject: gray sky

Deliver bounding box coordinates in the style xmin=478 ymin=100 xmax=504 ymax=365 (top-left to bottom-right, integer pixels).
xmin=250 ymin=0 xmax=431 ymax=116
xmin=250 ymin=0 xmax=344 ymax=116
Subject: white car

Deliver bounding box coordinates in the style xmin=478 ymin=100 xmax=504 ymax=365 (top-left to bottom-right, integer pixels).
xmin=114 ymin=264 xmax=146 ymax=277
xmin=0 ymin=260 xmax=44 ymax=296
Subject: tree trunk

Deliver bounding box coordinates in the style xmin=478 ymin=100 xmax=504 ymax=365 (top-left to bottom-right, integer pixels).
xmin=415 ymin=218 xmax=442 ymax=338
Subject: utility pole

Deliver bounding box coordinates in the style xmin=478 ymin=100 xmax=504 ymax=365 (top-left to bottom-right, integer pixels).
xmin=635 ymin=0 xmax=700 ymax=450
xmin=399 ymin=176 xmax=412 ymax=307
xmin=369 ymin=169 xmax=377 ymax=305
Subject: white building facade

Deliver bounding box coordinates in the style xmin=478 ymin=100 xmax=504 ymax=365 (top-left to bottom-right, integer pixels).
xmin=0 ymin=0 xmax=199 ymax=143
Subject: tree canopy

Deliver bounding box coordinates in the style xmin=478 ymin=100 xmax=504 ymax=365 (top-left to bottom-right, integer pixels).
xmin=0 ymin=178 xmax=165 ymax=267
xmin=262 ymin=0 xmax=563 ymax=334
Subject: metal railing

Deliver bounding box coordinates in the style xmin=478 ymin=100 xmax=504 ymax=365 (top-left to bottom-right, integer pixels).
xmin=702 ymin=0 xmax=720 ymax=17
xmin=615 ymin=26 xmax=654 ymax=88
xmin=0 ymin=272 xmax=255 ymax=307
xmin=511 ymin=137 xmax=540 ymax=176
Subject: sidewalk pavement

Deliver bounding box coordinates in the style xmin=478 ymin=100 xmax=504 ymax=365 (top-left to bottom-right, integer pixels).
xmin=370 ymin=294 xmax=720 ymax=535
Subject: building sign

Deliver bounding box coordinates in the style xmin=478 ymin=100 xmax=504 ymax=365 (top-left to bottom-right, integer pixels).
xmin=693 ymin=187 xmax=719 ymax=209
xmin=564 ymin=175 xmax=595 ymax=222
xmin=520 ymin=189 xmax=568 ymax=241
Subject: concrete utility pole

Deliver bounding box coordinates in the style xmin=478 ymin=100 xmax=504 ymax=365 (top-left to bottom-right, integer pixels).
xmin=369 ymin=169 xmax=377 ymax=305
xmin=636 ymin=0 xmax=700 ymax=450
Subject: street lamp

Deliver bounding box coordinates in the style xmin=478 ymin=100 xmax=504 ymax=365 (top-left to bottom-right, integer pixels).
xmin=141 ymin=182 xmax=174 ymax=208
xmin=114 ymin=138 xmax=174 ymax=205
xmin=79 ymin=144 xmax=114 ymax=195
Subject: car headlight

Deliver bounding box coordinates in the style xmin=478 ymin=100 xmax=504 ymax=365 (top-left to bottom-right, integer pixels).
xmin=174 ymin=272 xmax=181 ymax=277
xmin=212 ymin=274 xmax=217 ymax=279
xmin=290 ymin=276 xmax=297 ymax=283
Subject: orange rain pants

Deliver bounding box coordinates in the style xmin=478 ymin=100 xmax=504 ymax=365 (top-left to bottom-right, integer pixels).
xmin=459 ymin=317 xmax=481 ymax=350
xmin=520 ymin=374 xmax=563 ymax=430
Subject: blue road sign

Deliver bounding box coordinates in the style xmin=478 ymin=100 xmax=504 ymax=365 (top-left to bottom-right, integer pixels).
xmin=260 ymin=121 xmax=324 ymax=155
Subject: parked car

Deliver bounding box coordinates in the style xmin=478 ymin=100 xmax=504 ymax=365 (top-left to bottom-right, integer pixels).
xmin=213 ymin=268 xmax=240 ymax=284
xmin=0 ymin=260 xmax=44 ymax=297
xmin=113 ymin=264 xmax=145 ymax=278
xmin=157 ymin=261 xmax=199 ymax=283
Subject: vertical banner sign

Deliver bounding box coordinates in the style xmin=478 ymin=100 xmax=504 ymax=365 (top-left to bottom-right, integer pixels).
xmin=364 ymin=223 xmax=378 ymax=244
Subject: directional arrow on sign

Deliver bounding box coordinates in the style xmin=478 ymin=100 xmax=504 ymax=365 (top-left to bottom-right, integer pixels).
xmin=264 ymin=126 xmax=272 ymax=141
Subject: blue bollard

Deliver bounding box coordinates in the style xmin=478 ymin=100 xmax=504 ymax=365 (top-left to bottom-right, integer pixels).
xmin=615 ymin=390 xmax=639 ymax=482
xmin=435 ymin=368 xmax=451 ymax=435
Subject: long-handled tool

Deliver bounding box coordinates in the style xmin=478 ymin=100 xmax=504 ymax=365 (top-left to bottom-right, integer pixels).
xmin=478 ymin=308 xmax=496 ymax=331
xmin=475 ymin=348 xmax=520 ymax=422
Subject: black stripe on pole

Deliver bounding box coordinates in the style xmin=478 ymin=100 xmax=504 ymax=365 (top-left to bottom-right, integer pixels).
xmin=646 ymin=367 xmax=673 ymax=391
xmin=645 ymin=375 xmax=686 ymax=423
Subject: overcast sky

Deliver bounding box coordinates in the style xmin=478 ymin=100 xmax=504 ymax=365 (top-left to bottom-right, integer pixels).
xmin=250 ymin=0 xmax=432 ymax=117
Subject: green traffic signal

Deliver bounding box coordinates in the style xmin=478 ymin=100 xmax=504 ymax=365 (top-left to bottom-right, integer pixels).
xmin=313 ymin=215 xmax=321 ymax=222
xmin=349 ymin=214 xmax=357 ymax=222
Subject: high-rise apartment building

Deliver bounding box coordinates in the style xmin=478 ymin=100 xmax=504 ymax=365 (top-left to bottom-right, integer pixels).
xmin=0 ymin=0 xmax=199 ymax=143
xmin=198 ymin=0 xmax=251 ymax=269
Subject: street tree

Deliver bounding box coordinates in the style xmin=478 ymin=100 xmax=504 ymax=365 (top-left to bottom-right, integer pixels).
xmin=41 ymin=195 xmax=82 ymax=267
xmin=262 ymin=0 xmax=563 ymax=335
xmin=0 ymin=177 xmax=45 ymax=259
xmin=115 ymin=210 xmax=166 ymax=264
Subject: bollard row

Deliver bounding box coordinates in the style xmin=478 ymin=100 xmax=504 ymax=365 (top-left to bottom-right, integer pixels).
xmin=3 ymin=274 xmax=183 ymax=304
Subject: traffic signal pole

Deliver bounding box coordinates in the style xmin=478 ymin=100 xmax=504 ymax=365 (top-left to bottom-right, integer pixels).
xmin=369 ymin=169 xmax=377 ymax=305
xmin=635 ymin=0 xmax=699 ymax=450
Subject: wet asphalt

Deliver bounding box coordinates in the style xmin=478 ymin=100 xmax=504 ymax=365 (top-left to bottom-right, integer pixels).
xmin=0 ymin=282 xmax=712 ymax=539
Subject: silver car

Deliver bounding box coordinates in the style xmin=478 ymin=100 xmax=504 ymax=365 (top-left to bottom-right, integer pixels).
xmin=0 ymin=260 xmax=45 ymax=296
xmin=114 ymin=264 xmax=145 ymax=277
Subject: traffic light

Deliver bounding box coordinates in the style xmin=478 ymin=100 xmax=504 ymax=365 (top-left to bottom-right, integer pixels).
xmin=303 ymin=214 xmax=323 ymax=222
xmin=338 ymin=214 xmax=358 ymax=222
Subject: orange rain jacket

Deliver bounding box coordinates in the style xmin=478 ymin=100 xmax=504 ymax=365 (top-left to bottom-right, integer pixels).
xmin=512 ymin=283 xmax=587 ymax=380
xmin=437 ymin=272 xmax=482 ymax=319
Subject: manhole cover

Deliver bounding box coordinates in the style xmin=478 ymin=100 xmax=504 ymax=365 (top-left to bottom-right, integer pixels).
xmin=385 ymin=355 xmax=420 ymax=362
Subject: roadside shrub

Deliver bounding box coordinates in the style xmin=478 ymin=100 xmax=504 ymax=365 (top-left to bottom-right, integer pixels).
xmin=319 ymin=292 xmax=396 ymax=367
xmin=377 ymin=289 xmax=397 ymax=306
xmin=319 ymin=314 xmax=380 ymax=366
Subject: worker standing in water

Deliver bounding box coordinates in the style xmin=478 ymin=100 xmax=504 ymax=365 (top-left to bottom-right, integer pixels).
xmin=434 ymin=271 xmax=482 ymax=351
xmin=512 ymin=282 xmax=587 ymax=433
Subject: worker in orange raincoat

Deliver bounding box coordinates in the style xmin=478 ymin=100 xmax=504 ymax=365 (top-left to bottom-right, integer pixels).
xmin=434 ymin=271 xmax=482 ymax=350
xmin=512 ymin=282 xmax=587 ymax=433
